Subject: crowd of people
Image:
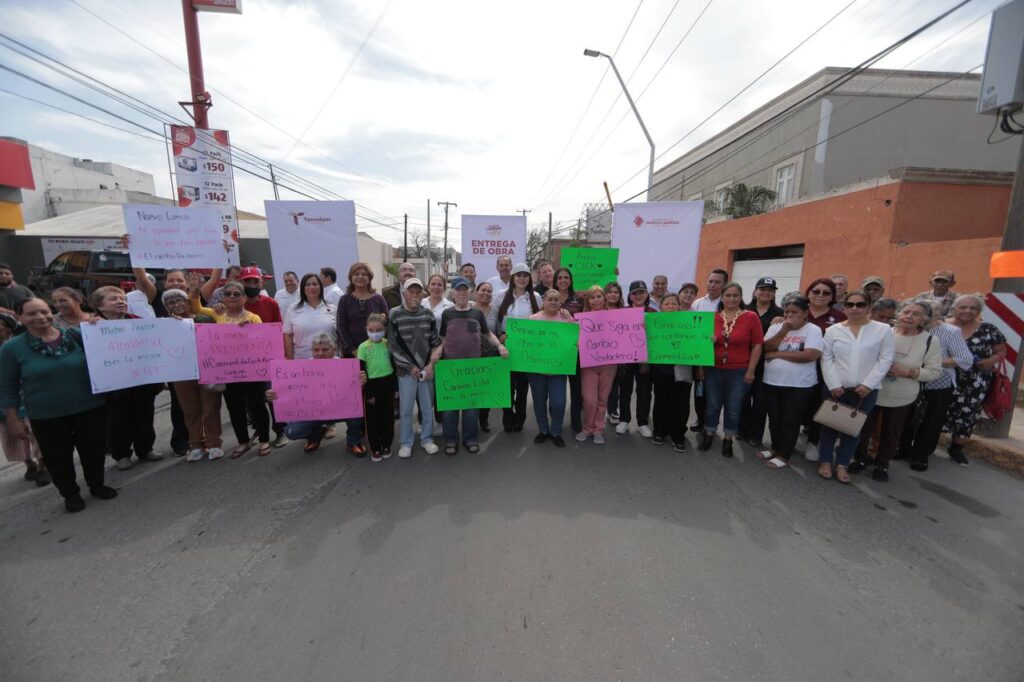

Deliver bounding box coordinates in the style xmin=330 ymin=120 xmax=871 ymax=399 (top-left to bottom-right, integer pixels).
xmin=0 ymin=258 xmax=1007 ymax=513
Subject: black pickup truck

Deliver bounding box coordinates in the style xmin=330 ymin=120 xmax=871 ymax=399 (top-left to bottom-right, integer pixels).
xmin=27 ymin=250 xmax=165 ymax=300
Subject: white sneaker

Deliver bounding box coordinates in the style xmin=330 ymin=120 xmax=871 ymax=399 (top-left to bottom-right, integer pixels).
xmin=207 ymin=447 xmax=225 ymax=461
xmin=575 ymin=432 xmax=590 ymax=442
xmin=115 ymin=457 xmax=133 ymax=470
xmin=422 ymin=442 xmax=439 ymax=455
xmin=398 ymin=446 xmax=413 ymax=459
xmin=607 ymin=413 xmax=620 ymax=425
xmin=615 ymin=422 xmax=629 ymax=435
xmin=594 ymin=433 xmax=606 ymax=445
xmin=638 ymin=425 xmax=653 ymax=438
xmin=185 ymin=449 xmax=204 ymax=462
xmin=804 ymin=444 xmax=819 ymax=462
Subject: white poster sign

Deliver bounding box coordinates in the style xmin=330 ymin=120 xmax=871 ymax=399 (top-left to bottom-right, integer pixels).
xmin=264 ymin=200 xmax=359 ymax=290
xmin=170 ymin=126 xmax=240 ymax=266
xmin=611 ymin=201 xmax=702 ymax=292
xmin=123 ymin=204 xmax=227 ymax=268
xmin=81 ymin=318 xmax=199 ymax=393
xmin=461 ymin=215 xmax=527 ymax=282
xmin=41 ymin=238 xmax=123 ymax=268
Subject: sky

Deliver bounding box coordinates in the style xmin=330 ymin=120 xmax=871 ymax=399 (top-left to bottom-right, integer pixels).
xmin=0 ymin=0 xmax=1004 ymax=245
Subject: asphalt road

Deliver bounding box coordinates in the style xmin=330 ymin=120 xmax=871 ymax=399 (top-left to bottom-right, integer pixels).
xmin=1 ymin=396 xmax=1022 ymax=682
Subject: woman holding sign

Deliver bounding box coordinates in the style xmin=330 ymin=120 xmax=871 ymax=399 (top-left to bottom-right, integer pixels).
xmin=554 ymin=268 xmax=584 ymax=434
xmin=576 ymin=286 xmax=616 ymax=445
xmin=615 ymin=281 xmax=655 ymax=438
xmin=650 ymin=293 xmax=693 ymax=453
xmin=0 ymin=299 xmax=116 ymax=512
xmin=528 ymin=289 xmax=575 ymax=447
xmin=496 ymin=264 xmax=541 ymax=432
xmin=699 ymin=283 xmax=764 ymax=457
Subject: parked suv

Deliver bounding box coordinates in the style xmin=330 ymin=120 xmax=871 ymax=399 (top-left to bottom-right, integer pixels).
xmin=27 ymin=250 xmax=164 ymax=301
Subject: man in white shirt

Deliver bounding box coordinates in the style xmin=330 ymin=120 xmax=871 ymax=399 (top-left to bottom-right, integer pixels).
xmin=486 ymin=255 xmax=513 ymax=292
xmin=692 ymin=269 xmax=728 ymax=312
xmin=649 ymin=275 xmax=669 ymax=311
xmin=321 ymin=267 xmax=343 ymax=305
xmin=274 ymin=271 xmax=300 ymax=313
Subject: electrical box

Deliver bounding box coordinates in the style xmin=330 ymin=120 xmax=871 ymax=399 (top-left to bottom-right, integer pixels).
xmin=978 ymin=0 xmax=1024 ymax=114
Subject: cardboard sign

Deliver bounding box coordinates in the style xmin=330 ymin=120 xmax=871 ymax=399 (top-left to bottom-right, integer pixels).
xmin=560 ymin=247 xmax=619 ymax=290
xmin=81 ymin=318 xmax=199 ymax=393
xmin=645 ymin=311 xmax=715 ymax=365
xmin=576 ymin=307 xmax=648 ymax=367
xmin=435 ymin=357 xmax=512 ymax=411
xmin=195 ymin=322 xmax=285 ymax=384
xmin=269 ymin=359 xmax=363 ymax=420
xmin=123 ymin=204 xmax=227 ymax=268
xmin=504 ymin=318 xmax=579 ymax=375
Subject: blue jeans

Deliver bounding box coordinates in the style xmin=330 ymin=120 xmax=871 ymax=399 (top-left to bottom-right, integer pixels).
xmin=528 ymin=374 xmax=567 ymax=436
xmin=443 ymin=410 xmax=479 ymax=446
xmin=286 ymin=420 xmax=327 ymax=441
xmin=344 ymin=417 xmax=364 ymax=446
xmin=704 ymin=367 xmax=749 ymax=437
xmin=398 ymin=374 xmax=435 ymax=448
xmin=817 ymin=389 xmax=879 ymax=467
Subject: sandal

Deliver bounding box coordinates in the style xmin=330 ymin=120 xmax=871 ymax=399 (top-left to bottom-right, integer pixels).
xmin=445 ymin=444 xmax=458 ymax=456
xmin=466 ymin=443 xmax=480 ymax=454
xmin=764 ymin=457 xmax=789 ymax=469
xmin=258 ymin=442 xmax=272 ymax=457
xmin=230 ymin=442 xmax=252 ymax=459
xmin=304 ymin=440 xmax=321 ymax=453
xmin=817 ymin=463 xmax=833 ymax=480
xmin=756 ymin=450 xmax=774 ymax=461
xmin=347 ymin=444 xmax=367 ymax=457
xmin=836 ymin=466 xmax=851 ymax=485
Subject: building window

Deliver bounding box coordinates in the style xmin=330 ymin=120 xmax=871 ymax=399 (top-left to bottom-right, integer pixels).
xmin=715 ymin=186 xmax=730 ymax=211
xmin=775 ymin=164 xmax=795 ymax=205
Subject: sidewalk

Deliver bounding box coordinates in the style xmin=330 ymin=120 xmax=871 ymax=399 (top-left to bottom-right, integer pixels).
xmin=946 ymin=405 xmax=1024 ymax=477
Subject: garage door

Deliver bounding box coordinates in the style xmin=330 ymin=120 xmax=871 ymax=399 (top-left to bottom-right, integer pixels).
xmin=731 ymin=257 xmax=804 ymax=302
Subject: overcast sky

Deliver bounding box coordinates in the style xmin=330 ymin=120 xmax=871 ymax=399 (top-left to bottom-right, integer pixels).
xmin=0 ymin=0 xmax=1003 ymax=244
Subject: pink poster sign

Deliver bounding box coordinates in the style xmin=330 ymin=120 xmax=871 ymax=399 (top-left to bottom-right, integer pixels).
xmin=270 ymin=359 xmax=364 ymax=421
xmin=575 ymin=307 xmax=648 ymax=367
xmin=195 ymin=323 xmax=285 ymax=384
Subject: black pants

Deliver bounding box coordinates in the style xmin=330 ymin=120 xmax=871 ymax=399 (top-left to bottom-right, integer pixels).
xmin=765 ymin=384 xmax=817 ymax=459
xmin=900 ymin=387 xmax=955 ymax=464
xmin=365 ymin=375 xmax=396 ymax=453
xmin=224 ymin=381 xmax=271 ymax=443
xmin=739 ymin=373 xmax=769 ymax=442
xmin=692 ymin=381 xmax=706 ymax=427
xmin=31 ymin=405 xmax=108 ymax=498
xmin=651 ymin=371 xmax=690 ymax=444
xmin=619 ymin=364 xmax=652 ymax=426
xmin=266 ymin=394 xmax=285 ymax=439
xmin=503 ymin=372 xmax=530 ymax=429
xmin=857 ymin=403 xmax=914 ymax=468
xmin=568 ymin=369 xmax=583 ymax=433
xmin=107 ymin=385 xmax=158 ymax=461
xmin=168 ymin=384 xmax=189 ymax=453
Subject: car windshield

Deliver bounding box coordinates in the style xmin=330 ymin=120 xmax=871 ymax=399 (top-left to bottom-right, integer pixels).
xmin=90 ymin=252 xmax=133 ymax=272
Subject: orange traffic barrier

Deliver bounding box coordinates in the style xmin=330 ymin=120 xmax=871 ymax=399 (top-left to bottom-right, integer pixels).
xmin=990 ymin=251 xmax=1024 ymax=279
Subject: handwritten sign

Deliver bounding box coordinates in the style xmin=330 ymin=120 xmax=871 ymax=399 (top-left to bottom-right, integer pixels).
xmin=123 ymin=203 xmax=227 ymax=268
xmin=195 ymin=323 xmax=285 ymax=384
xmin=645 ymin=312 xmax=714 ymax=365
xmin=560 ymin=247 xmax=619 ymax=290
xmin=505 ymin=318 xmax=579 ymax=375
xmin=435 ymin=357 xmax=512 ymax=411
xmin=81 ymin=318 xmax=199 ymax=393
xmin=270 ymin=359 xmax=363 ymax=420
xmin=576 ymin=307 xmax=648 ymax=368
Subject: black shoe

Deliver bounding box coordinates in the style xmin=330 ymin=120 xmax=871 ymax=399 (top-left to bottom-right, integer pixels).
xmin=698 ymin=432 xmax=713 ymax=451
xmin=35 ymin=469 xmax=51 ymax=487
xmin=534 ymin=432 xmax=549 ymax=444
xmin=65 ymin=495 xmax=86 ymax=513
xmin=847 ymin=460 xmax=868 ymax=474
xmin=652 ymin=436 xmax=665 ymax=445
xmin=24 ymin=465 xmax=37 ymax=481
xmin=909 ymin=460 xmax=929 ymax=472
xmin=948 ymin=445 xmax=969 ymax=467
xmin=551 ymin=435 xmax=566 ymax=448
xmin=503 ymin=424 xmax=514 ymax=432
xmin=673 ymin=441 xmax=687 ymax=453
xmin=512 ymin=424 xmax=524 ymax=432
xmin=871 ymin=466 xmax=889 ymax=482
xmin=89 ymin=485 xmax=118 ymax=500
xmin=480 ymin=422 xmax=491 ymax=433
xmin=690 ymin=423 xmax=704 ymax=433
xmin=722 ymin=439 xmax=734 ymax=458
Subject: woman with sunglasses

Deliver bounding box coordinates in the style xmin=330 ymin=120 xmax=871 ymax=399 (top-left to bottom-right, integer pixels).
xmin=495 ymin=264 xmax=542 ymax=431
xmin=614 ymin=281 xmax=656 ymax=437
xmin=817 ymin=290 xmax=894 ymax=484
xmin=802 ymin=278 xmax=848 ymax=459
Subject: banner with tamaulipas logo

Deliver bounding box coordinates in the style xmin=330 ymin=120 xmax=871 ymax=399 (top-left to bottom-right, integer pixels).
xmin=265 ymin=200 xmax=358 ymax=290
xmin=611 ymin=201 xmax=702 ymax=293
xmin=461 ymin=215 xmax=527 ymax=282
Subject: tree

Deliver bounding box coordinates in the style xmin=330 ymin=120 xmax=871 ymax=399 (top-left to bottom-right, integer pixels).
xmin=526 ymin=228 xmax=548 ymax=267
xmin=721 ymin=183 xmax=777 ymax=218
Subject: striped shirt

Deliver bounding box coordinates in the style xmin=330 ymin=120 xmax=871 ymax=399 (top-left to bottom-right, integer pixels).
xmin=925 ymin=322 xmax=973 ymax=390
xmin=387 ymin=305 xmax=440 ymax=376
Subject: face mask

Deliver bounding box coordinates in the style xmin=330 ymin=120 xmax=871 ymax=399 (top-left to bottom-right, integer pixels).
xmin=367 ymin=331 xmax=385 ymax=342
xmin=243 ymin=286 xmax=260 ymax=298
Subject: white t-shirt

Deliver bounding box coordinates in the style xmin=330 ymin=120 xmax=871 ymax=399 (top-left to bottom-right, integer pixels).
xmin=692 ymin=295 xmax=720 ymax=313
xmin=283 ymin=301 xmax=337 ymax=359
xmin=323 ymin=283 xmax=343 ymax=306
xmin=763 ymin=322 xmax=823 ymax=388
xmin=274 ymin=287 xmax=300 ymax=312
xmin=126 ymin=289 xmax=156 ymax=318
xmin=486 ymin=275 xmax=512 ymax=292
xmin=423 ymin=296 xmax=454 ymax=328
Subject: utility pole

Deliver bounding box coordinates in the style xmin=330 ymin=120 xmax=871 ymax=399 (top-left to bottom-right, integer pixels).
xmin=403 ymin=214 xmax=408 ymax=262
xmin=517 ymin=208 xmax=532 ymax=220
xmin=180 ymin=0 xmax=211 ymax=129
xmin=548 ymin=211 xmax=553 ymax=262
xmin=269 ymin=165 xmax=280 ymax=200
xmin=438 ymin=201 xmax=457 ymax=276
xmin=426 ymin=199 xmax=431 ymax=276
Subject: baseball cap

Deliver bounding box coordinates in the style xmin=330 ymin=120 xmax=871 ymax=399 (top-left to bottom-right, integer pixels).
xmin=450 ymin=276 xmax=471 ymax=290
xmin=403 ymin=278 xmax=424 ymax=292
xmin=239 ymin=266 xmax=262 ymax=281
xmin=511 ymin=263 xmax=531 ymax=275
xmin=930 ymin=269 xmax=954 ymax=282
xmin=755 ymin=276 xmax=778 ymax=289
xmin=629 ymin=280 xmax=648 ymax=294
xmin=862 ymin=276 xmax=885 ymax=288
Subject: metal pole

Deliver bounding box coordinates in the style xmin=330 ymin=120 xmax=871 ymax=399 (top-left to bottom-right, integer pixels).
xmin=438 ymin=201 xmax=458 ymax=276
xmin=595 ymin=52 xmax=654 ymax=194
xmin=163 ymin=123 xmax=178 ymax=206
xmin=269 ymin=164 xmax=280 ymax=200
xmin=548 ymin=211 xmax=553 ymax=261
xmin=426 ymin=199 xmax=431 ymax=276
xmin=181 ymin=0 xmax=210 ymax=129
xmin=403 ymin=213 xmax=408 ymax=262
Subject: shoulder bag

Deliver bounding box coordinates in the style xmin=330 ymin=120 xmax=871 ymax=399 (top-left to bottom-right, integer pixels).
xmin=814 ymin=396 xmax=869 ymax=437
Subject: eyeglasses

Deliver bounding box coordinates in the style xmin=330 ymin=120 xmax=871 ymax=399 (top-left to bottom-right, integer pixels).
xmin=222 ymin=291 xmax=243 ymax=298
xmin=809 ymin=289 xmax=831 ymax=296
xmin=846 ymin=301 xmax=869 ymax=309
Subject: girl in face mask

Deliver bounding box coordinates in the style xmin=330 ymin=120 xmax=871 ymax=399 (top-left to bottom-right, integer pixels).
xmin=356 ymin=313 xmax=395 ymax=462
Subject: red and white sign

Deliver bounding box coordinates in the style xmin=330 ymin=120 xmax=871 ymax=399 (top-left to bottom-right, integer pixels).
xmin=193 ymin=0 xmax=242 ymax=13
xmin=170 ymin=126 xmax=240 ymax=266
xmin=984 ymin=293 xmax=1023 ymax=367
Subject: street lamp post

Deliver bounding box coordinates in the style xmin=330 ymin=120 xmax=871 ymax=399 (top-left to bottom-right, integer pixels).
xmin=583 ymin=48 xmax=655 ymax=196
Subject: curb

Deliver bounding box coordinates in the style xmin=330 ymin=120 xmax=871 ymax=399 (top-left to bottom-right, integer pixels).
xmin=940 ymin=434 xmax=1024 ymax=477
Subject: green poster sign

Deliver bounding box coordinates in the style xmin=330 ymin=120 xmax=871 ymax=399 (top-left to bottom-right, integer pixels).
xmin=645 ymin=311 xmax=715 ymax=366
xmin=505 ymin=318 xmax=579 ymax=375
xmin=560 ymin=247 xmax=619 ymax=290
xmin=435 ymin=357 xmax=512 ymax=411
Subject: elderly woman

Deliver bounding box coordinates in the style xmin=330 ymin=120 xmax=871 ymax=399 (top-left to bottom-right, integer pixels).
xmin=945 ymin=294 xmax=1007 ymax=466
xmin=162 ymin=289 xmax=223 ymax=462
xmin=870 ymin=298 xmax=898 ymax=326
xmin=0 ymin=299 xmax=115 ymax=512
xmin=51 ymin=287 xmax=92 ymax=329
xmin=0 ymin=313 xmax=50 ymax=486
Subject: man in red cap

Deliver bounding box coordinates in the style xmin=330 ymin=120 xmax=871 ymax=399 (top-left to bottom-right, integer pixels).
xmin=238 ymin=266 xmax=288 ymax=448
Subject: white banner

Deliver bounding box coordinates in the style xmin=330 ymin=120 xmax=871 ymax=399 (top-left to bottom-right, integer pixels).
xmin=611 ymin=201 xmax=702 ymax=292
xmin=41 ymin=238 xmax=123 ymax=268
xmin=461 ymin=215 xmax=527 ymax=282
xmin=81 ymin=318 xmax=199 ymax=393
xmin=265 ymin=200 xmax=359 ymax=290
xmin=170 ymin=126 xmax=240 ymax=266
xmin=123 ymin=204 xmax=227 ymax=269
